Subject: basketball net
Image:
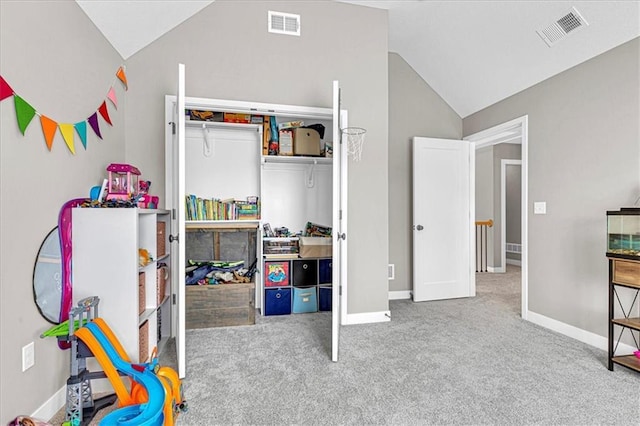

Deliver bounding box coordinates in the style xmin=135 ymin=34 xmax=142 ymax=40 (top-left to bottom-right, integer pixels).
xmin=342 ymin=127 xmax=366 ymax=162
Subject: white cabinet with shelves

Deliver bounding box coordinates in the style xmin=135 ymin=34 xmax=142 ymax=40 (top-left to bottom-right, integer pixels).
xmin=72 ymin=208 xmax=171 ymax=363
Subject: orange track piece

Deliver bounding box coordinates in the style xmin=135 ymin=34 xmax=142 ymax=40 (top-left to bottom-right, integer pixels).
xmin=74 ymin=327 xmax=134 ymax=407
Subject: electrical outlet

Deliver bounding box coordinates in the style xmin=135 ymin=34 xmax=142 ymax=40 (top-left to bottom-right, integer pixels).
xmin=388 ymin=264 xmax=395 ymax=280
xmin=22 ymin=342 xmax=35 ymax=372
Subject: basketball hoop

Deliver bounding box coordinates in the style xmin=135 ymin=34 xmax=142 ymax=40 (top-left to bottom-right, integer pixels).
xmin=342 ymin=127 xmax=366 ymax=162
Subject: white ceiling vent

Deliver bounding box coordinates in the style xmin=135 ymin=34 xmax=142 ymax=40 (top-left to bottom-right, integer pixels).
xmin=537 ymin=7 xmax=589 ymax=47
xmin=268 ymin=11 xmax=300 ymax=36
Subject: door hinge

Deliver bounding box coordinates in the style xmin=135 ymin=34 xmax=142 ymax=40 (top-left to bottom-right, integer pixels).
xmin=169 ymin=121 xmax=176 ymax=135
xmin=339 ymin=285 xmax=342 ymax=296
xmin=172 ymin=294 xmax=176 ymax=304
xmin=339 ymin=209 xmax=342 ymax=220
xmin=169 ymin=234 xmax=179 ymax=243
xmin=172 ymin=208 xmax=176 ymax=220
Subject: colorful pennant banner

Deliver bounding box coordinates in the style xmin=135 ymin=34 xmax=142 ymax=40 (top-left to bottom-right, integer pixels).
xmin=0 ymin=66 xmax=128 ymax=154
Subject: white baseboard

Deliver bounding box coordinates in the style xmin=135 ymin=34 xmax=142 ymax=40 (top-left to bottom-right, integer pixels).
xmin=527 ymin=310 xmax=636 ymax=353
xmin=389 ymin=290 xmax=411 ymax=300
xmin=32 ymin=385 xmax=66 ymax=421
xmin=506 ymin=259 xmax=522 ymax=266
xmin=487 ymin=266 xmax=506 ymax=273
xmin=344 ymin=310 xmax=391 ymax=325
xmin=32 ymin=378 xmax=113 ymax=421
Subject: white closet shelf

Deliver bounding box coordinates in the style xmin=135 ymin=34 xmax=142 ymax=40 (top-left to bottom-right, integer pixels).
xmin=262 ymin=155 xmax=332 ymax=165
xmin=185 ymin=220 xmax=260 ymax=229
xmin=185 ymin=120 xmax=261 ymax=132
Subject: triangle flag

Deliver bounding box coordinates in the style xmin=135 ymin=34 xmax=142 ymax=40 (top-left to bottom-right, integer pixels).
xmin=74 ymin=121 xmax=88 ymax=150
xmin=0 ymin=75 xmax=13 ymax=101
xmin=107 ymin=87 xmax=118 ymax=109
xmin=40 ymin=115 xmax=58 ymax=151
xmin=14 ymin=95 xmax=36 ymax=135
xmin=88 ymin=112 xmax=102 ymax=139
xmin=98 ymin=101 xmax=113 ymax=125
xmin=116 ymin=66 xmax=128 ymax=91
xmin=59 ymin=123 xmax=76 ymax=154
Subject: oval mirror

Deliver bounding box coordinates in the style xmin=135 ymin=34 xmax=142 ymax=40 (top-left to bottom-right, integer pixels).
xmin=33 ymin=227 xmax=62 ymax=324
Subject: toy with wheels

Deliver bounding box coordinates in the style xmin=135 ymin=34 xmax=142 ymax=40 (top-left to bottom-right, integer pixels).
xmin=41 ymin=297 xmax=186 ymax=425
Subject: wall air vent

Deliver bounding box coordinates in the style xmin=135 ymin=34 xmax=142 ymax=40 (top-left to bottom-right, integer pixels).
xmin=268 ymin=11 xmax=300 ymax=36
xmin=537 ymin=7 xmax=589 ymax=47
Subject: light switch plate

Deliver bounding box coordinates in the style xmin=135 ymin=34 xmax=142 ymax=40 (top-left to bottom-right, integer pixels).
xmin=534 ymin=202 xmax=547 ymax=215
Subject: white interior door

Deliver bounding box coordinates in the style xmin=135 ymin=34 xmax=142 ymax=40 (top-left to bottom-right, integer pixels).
xmin=176 ymin=64 xmax=186 ymax=378
xmin=331 ymin=80 xmax=345 ymax=362
xmin=165 ymin=64 xmax=187 ymax=378
xmin=412 ymin=137 xmax=473 ymax=302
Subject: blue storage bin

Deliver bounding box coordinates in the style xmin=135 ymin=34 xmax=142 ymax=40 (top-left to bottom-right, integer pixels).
xmin=319 ymin=259 xmax=332 ymax=284
xmin=265 ymin=288 xmax=291 ymax=316
xmin=292 ymin=286 xmax=318 ymax=314
xmin=319 ymin=286 xmax=332 ymax=311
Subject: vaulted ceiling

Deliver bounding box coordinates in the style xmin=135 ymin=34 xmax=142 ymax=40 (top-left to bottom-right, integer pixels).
xmin=76 ymin=1 xmax=640 ymax=118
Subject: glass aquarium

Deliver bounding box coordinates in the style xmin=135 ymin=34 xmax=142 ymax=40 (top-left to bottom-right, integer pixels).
xmin=607 ymin=208 xmax=640 ymax=257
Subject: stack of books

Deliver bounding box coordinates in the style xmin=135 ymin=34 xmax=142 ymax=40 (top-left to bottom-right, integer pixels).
xmin=185 ymin=194 xmax=260 ymax=221
xmin=236 ymin=202 xmax=259 ymax=220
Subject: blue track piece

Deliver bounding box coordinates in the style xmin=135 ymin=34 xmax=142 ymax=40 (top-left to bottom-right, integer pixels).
xmin=83 ymin=322 xmax=165 ymax=426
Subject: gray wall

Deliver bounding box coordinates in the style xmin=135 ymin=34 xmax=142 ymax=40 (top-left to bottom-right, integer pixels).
xmin=492 ymin=144 xmax=521 ymax=267
xmin=505 ymin=163 xmax=522 ymax=262
xmin=0 ymin=1 xmax=389 ymax=420
xmin=474 ymin=144 xmax=521 ymax=269
xmin=464 ymin=38 xmax=640 ymax=335
xmin=475 ymin=146 xmax=495 ymax=266
xmin=388 ymin=52 xmax=462 ymax=294
xmin=0 ymin=1 xmax=125 ymax=421
xmin=123 ymin=0 xmax=389 ymax=316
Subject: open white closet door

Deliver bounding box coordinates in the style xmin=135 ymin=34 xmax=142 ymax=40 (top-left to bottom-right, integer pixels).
xmin=332 ymin=81 xmax=347 ymax=362
xmin=175 ymin=64 xmax=186 ymax=378
xmin=165 ymin=63 xmax=186 ymax=378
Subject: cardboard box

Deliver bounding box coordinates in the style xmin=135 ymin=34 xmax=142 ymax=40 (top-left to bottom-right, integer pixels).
xmin=293 ymin=128 xmax=321 ymax=156
xmin=223 ymin=113 xmax=251 ymax=123
xmin=188 ymin=110 xmax=223 ymax=122
xmin=138 ymin=272 xmax=146 ymax=315
xmin=138 ymin=320 xmax=149 ymax=363
xmin=156 ymin=221 xmax=166 ymax=257
xmin=299 ymin=236 xmax=332 ymax=258
xmin=157 ymin=265 xmax=168 ymax=304
xmin=279 ymin=129 xmax=294 ymax=155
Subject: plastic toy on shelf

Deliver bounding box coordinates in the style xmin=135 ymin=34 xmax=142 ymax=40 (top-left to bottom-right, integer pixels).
xmin=106 ymin=163 xmax=141 ymax=201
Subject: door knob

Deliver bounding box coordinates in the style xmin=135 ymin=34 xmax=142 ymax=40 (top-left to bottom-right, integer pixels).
xmin=416 ymin=224 xmax=424 ymax=231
